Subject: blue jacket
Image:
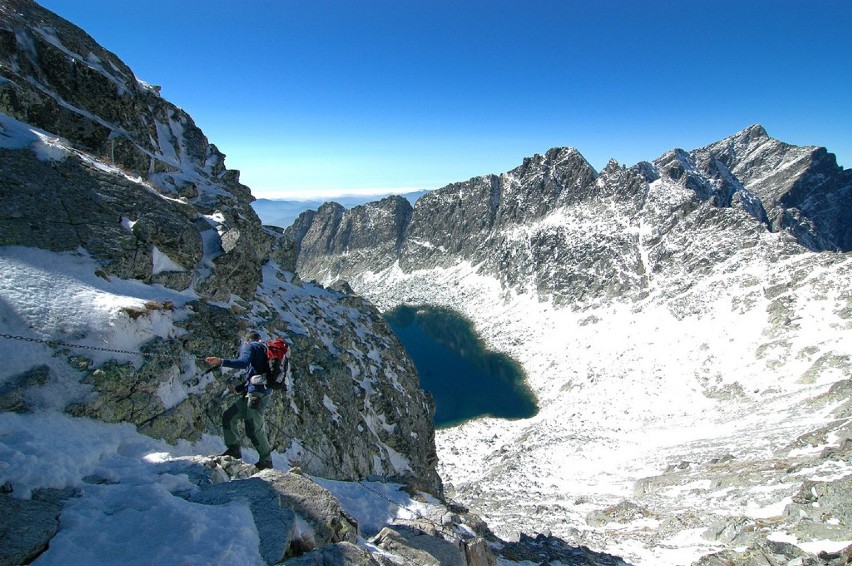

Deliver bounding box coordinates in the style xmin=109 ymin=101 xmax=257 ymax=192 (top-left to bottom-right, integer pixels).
xmin=222 ymin=341 xmax=271 ymax=395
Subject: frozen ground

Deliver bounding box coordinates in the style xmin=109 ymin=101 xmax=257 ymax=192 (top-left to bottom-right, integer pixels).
xmin=345 ymin=245 xmax=852 ymax=565
xmin=0 ymin=246 xmax=455 ymax=564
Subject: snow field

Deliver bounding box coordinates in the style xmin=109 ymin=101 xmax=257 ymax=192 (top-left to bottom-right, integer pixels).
xmin=346 ymin=241 xmax=852 ymax=564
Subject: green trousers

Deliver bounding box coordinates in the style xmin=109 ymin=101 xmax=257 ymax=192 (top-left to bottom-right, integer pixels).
xmin=222 ymin=393 xmax=271 ymax=461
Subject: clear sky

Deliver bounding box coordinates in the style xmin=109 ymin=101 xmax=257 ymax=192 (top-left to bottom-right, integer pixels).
xmin=37 ymin=0 xmax=852 ymax=199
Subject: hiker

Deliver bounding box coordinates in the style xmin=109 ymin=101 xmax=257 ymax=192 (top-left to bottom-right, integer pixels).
xmin=205 ymin=330 xmax=274 ymax=470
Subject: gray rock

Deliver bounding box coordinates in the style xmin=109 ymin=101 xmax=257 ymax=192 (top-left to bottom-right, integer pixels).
xmin=371 ymin=525 xmax=466 ymax=566
xmin=0 ymin=0 xmax=274 ymax=300
xmin=496 ymin=533 xmax=628 ymax=565
xmin=462 ymin=537 xmax=497 ymax=566
xmin=693 ymin=539 xmax=822 ymax=566
xmin=256 ymin=469 xmax=358 ymax=551
xmin=283 ymin=542 xmax=380 ymax=566
xmin=0 ymin=364 xmax=49 ymax=412
xmin=0 ymin=488 xmax=78 ymax=566
xmin=189 ymin=477 xmax=294 ymax=565
xmin=783 ymin=475 xmax=852 ymax=541
xmin=0 ymin=496 xmax=59 ymax=565
xmin=291 ymin=196 xmax=413 ymax=281
xmin=585 ymin=500 xmax=655 ymax=528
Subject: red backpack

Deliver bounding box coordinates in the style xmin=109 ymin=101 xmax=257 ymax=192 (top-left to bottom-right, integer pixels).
xmin=263 ymin=338 xmax=291 ymax=390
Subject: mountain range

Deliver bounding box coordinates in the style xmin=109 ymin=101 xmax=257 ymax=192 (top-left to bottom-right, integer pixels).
xmin=285 ymin=124 xmax=852 ymax=564
xmin=1 ymin=0 xmax=851 ymax=564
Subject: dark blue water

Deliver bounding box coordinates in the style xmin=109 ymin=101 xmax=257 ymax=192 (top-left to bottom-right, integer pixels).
xmin=384 ymin=305 xmax=538 ymax=428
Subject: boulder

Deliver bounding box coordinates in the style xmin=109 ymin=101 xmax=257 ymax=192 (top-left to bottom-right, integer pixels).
xmin=0 ymin=364 xmax=50 ymax=413
xmin=283 ymin=542 xmax=380 ymax=566
xmin=0 ymin=488 xmax=77 ymax=566
xmin=256 ymin=469 xmax=358 ymax=553
xmin=189 ymin=476 xmax=294 ymax=565
xmin=496 ymin=533 xmax=626 ymax=566
xmin=371 ymin=525 xmax=466 ymax=566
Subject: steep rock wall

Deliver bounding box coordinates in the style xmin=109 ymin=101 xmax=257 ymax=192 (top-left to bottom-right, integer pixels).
xmin=0 ymin=0 xmax=441 ymax=492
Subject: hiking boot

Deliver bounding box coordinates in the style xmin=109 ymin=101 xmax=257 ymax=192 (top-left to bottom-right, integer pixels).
xmin=219 ymin=446 xmax=242 ymax=459
xmin=255 ymin=459 xmax=273 ymax=470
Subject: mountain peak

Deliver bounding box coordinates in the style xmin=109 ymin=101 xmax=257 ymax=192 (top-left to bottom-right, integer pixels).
xmin=740 ymin=123 xmax=768 ymax=138
xmin=697 ymin=124 xmax=773 ymax=157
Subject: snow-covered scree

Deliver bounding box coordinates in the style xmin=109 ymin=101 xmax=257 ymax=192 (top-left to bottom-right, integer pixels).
xmin=0 ymin=410 xmax=458 ymax=565
xmin=0 ymin=412 xmax=260 ymax=564
xmin=344 ymin=240 xmax=852 ymax=564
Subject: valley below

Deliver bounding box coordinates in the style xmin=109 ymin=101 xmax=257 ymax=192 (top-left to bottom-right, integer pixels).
xmin=281 ymin=122 xmax=852 ymax=564
xmin=343 ymin=253 xmax=852 ymax=565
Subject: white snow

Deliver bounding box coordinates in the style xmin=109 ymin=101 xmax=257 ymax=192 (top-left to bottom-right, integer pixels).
xmin=315 ymin=477 xmax=443 ymax=537
xmin=322 ymin=394 xmax=342 ymax=425
xmin=0 ymin=246 xmax=191 ymax=385
xmin=0 ymin=241 xmax=441 ymax=563
xmin=0 ymin=112 xmax=71 ymax=160
xmin=342 ymin=228 xmax=852 ymax=565
xmin=0 ymin=411 xmax=265 ymax=564
xmin=151 ymin=245 xmax=187 ymax=274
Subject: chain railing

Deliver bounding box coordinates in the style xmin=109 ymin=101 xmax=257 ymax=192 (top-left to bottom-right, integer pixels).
xmin=0 ymin=332 xmax=159 ymax=357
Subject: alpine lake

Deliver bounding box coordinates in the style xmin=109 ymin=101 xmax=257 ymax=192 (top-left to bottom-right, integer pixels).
xmin=384 ymin=305 xmax=538 ymax=429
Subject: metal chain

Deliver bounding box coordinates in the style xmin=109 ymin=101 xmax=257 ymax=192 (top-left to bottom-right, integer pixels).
xmin=0 ymin=332 xmax=158 ymax=357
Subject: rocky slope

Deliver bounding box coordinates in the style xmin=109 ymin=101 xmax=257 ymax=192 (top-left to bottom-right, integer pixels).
xmin=0 ymin=0 xmax=441 ymax=490
xmin=0 ymin=2 xmax=507 ymax=563
xmin=289 ymin=126 xmax=851 ymax=302
xmin=286 ymin=128 xmax=852 ymax=564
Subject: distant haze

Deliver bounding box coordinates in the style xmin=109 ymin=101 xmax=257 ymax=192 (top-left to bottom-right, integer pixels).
xmin=252 ymin=190 xmax=427 ymax=229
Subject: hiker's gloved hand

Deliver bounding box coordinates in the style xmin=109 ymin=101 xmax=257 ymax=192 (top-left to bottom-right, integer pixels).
xmin=205 ymin=356 xmax=222 ymax=367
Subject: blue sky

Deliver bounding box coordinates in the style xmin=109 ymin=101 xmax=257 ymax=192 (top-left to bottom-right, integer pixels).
xmin=38 ymin=0 xmax=852 ymax=199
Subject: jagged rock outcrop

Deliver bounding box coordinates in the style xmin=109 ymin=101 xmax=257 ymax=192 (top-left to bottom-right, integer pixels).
xmin=0 ymin=0 xmax=270 ymax=300
xmin=287 ymin=126 xmax=850 ymax=306
xmin=188 ymin=466 xmax=360 ymax=563
xmin=38 ymin=254 xmax=441 ymax=492
xmin=291 ymin=196 xmax=414 ymax=280
xmin=686 ymin=124 xmax=852 ymax=252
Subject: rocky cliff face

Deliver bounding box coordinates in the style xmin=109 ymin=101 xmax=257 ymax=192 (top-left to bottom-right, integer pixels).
xmin=0 ymin=0 xmax=440 ymax=492
xmin=285 ymin=128 xmax=852 ymax=564
xmin=290 ymin=196 xmax=414 ymax=280
xmin=288 ymin=126 xmax=850 ymax=306
xmin=0 ymin=0 xmax=268 ymax=300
